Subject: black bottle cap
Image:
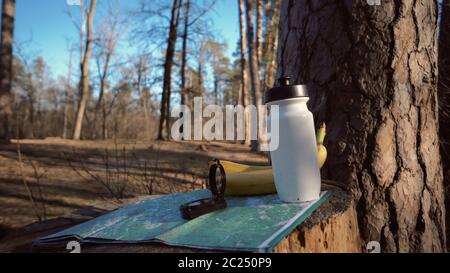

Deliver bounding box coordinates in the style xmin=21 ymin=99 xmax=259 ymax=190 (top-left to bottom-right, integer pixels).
xmin=264 ymin=76 xmax=309 ymax=104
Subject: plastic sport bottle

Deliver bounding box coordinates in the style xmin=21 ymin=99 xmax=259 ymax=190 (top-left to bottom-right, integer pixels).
xmin=265 ymin=77 xmax=321 ymax=203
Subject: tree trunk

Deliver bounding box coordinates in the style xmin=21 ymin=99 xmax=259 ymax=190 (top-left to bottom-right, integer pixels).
xmin=245 ymin=0 xmax=262 ymax=151
xmin=180 ymin=0 xmax=190 ymax=107
xmin=238 ymin=0 xmax=251 ymax=146
xmin=136 ymin=56 xmax=151 ymax=139
xmin=439 ymin=0 xmax=450 ymax=250
xmin=63 ymin=46 xmax=74 ymax=139
xmin=277 ymin=0 xmax=446 ymax=252
xmin=213 ymin=77 xmax=219 ymax=105
xmin=256 ymin=0 xmax=263 ymax=67
xmin=262 ymin=0 xmax=280 ymax=90
xmin=197 ymin=59 xmax=203 ymax=97
xmin=179 ymin=0 xmax=191 ymax=140
xmin=93 ymin=50 xmax=112 ymax=140
xmin=158 ymin=0 xmax=182 ymax=140
xmin=73 ymin=0 xmax=97 ymax=140
xmin=0 ymin=0 xmax=15 ymax=141
xmin=102 ymin=103 xmax=107 ymax=140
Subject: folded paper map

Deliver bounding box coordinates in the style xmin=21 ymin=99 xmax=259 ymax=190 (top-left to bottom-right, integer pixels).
xmin=35 ymin=190 xmax=331 ymax=252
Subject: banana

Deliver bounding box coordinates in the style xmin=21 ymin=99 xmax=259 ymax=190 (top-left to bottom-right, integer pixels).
xmin=224 ymin=169 xmax=276 ymax=196
xmin=212 ymin=123 xmax=328 ymax=196
xmin=316 ymin=123 xmax=328 ymax=169
xmin=215 ymin=160 xmax=271 ymax=174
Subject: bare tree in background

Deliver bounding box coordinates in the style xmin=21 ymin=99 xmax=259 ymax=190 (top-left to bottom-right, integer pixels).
xmin=439 ymin=0 xmax=450 ymax=248
xmin=178 ymin=0 xmax=191 ymax=140
xmin=195 ymin=40 xmax=207 ymax=99
xmin=256 ymin=0 xmax=263 ymax=67
xmin=93 ymin=1 xmax=126 ymax=140
xmin=245 ymin=0 xmax=261 ymax=151
xmin=73 ymin=0 xmax=97 ymax=140
xmin=158 ymin=0 xmax=182 ymax=140
xmin=180 ymin=0 xmax=191 ymax=108
xmin=0 ymin=0 xmax=15 ymax=141
xmin=133 ymin=54 xmax=154 ymax=139
xmin=206 ymin=40 xmax=229 ymax=105
xmin=238 ymin=0 xmax=251 ymax=146
xmin=62 ymin=45 xmax=75 ymax=139
xmin=277 ymin=0 xmax=445 ymax=252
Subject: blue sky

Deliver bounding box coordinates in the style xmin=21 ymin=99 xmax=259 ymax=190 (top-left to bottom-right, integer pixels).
xmin=4 ymin=0 xmax=239 ymax=78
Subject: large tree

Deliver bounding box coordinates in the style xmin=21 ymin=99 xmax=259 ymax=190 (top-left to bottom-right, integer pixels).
xmin=245 ymin=0 xmax=262 ymax=151
xmin=180 ymin=0 xmax=191 ymax=107
xmin=262 ymin=0 xmax=281 ymax=90
xmin=238 ymin=0 xmax=251 ymax=145
xmin=0 ymin=0 xmax=15 ymax=141
xmin=73 ymin=0 xmax=97 ymax=140
xmin=157 ymin=0 xmax=182 ymax=140
xmin=439 ymin=0 xmax=450 ymax=248
xmin=276 ymin=0 xmax=445 ymax=252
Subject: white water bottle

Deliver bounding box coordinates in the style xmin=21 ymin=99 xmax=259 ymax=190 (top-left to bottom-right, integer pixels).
xmin=265 ymin=77 xmax=321 ymax=203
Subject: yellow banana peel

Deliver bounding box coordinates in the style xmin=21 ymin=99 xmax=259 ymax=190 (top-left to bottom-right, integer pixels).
xmin=225 ymin=169 xmax=276 ymax=196
xmin=216 ymin=160 xmax=271 ymax=174
xmin=316 ymin=123 xmax=328 ymax=169
xmin=212 ymin=123 xmax=328 ymax=197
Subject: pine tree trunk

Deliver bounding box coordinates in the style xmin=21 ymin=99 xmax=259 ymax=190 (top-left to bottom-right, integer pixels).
xmin=263 ymin=0 xmax=281 ymax=90
xmin=0 ymin=0 xmax=15 ymax=141
xmin=73 ymin=0 xmax=97 ymax=140
xmin=180 ymin=0 xmax=190 ymax=107
xmin=158 ymin=0 xmax=182 ymax=140
xmin=179 ymin=0 xmax=191 ymax=140
xmin=439 ymin=0 xmax=450 ymax=250
xmin=245 ymin=0 xmax=262 ymax=151
xmin=277 ymin=0 xmax=446 ymax=252
xmin=238 ymin=0 xmax=251 ymax=146
xmin=256 ymin=0 xmax=263 ymax=67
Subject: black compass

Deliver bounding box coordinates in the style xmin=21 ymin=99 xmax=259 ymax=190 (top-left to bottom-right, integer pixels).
xmin=180 ymin=160 xmax=228 ymax=220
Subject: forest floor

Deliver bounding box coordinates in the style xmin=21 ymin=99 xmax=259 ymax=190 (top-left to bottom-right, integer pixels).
xmin=0 ymin=139 xmax=268 ymax=240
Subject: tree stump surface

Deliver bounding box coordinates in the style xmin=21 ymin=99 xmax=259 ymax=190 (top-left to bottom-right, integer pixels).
xmin=0 ymin=184 xmax=362 ymax=253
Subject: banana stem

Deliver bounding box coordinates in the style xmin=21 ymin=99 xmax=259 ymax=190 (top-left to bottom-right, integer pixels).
xmin=317 ymin=123 xmax=327 ymax=145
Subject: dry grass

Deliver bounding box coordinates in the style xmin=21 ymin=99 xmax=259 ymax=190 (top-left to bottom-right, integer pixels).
xmin=0 ymin=139 xmax=268 ymax=236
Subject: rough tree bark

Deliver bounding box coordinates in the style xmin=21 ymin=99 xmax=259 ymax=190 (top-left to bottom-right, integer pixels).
xmin=238 ymin=0 xmax=251 ymax=146
xmin=73 ymin=0 xmax=97 ymax=140
xmin=438 ymin=0 xmax=450 ymax=249
xmin=158 ymin=0 xmax=182 ymax=140
xmin=276 ymin=0 xmax=446 ymax=252
xmin=245 ymin=0 xmax=262 ymax=151
xmin=0 ymin=0 xmax=15 ymax=141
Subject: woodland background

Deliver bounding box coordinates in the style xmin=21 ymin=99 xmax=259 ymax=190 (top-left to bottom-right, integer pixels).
xmin=0 ymin=0 xmax=450 ymax=253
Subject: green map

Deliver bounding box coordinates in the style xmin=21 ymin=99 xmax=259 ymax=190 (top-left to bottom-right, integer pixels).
xmin=36 ymin=190 xmax=331 ymax=252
